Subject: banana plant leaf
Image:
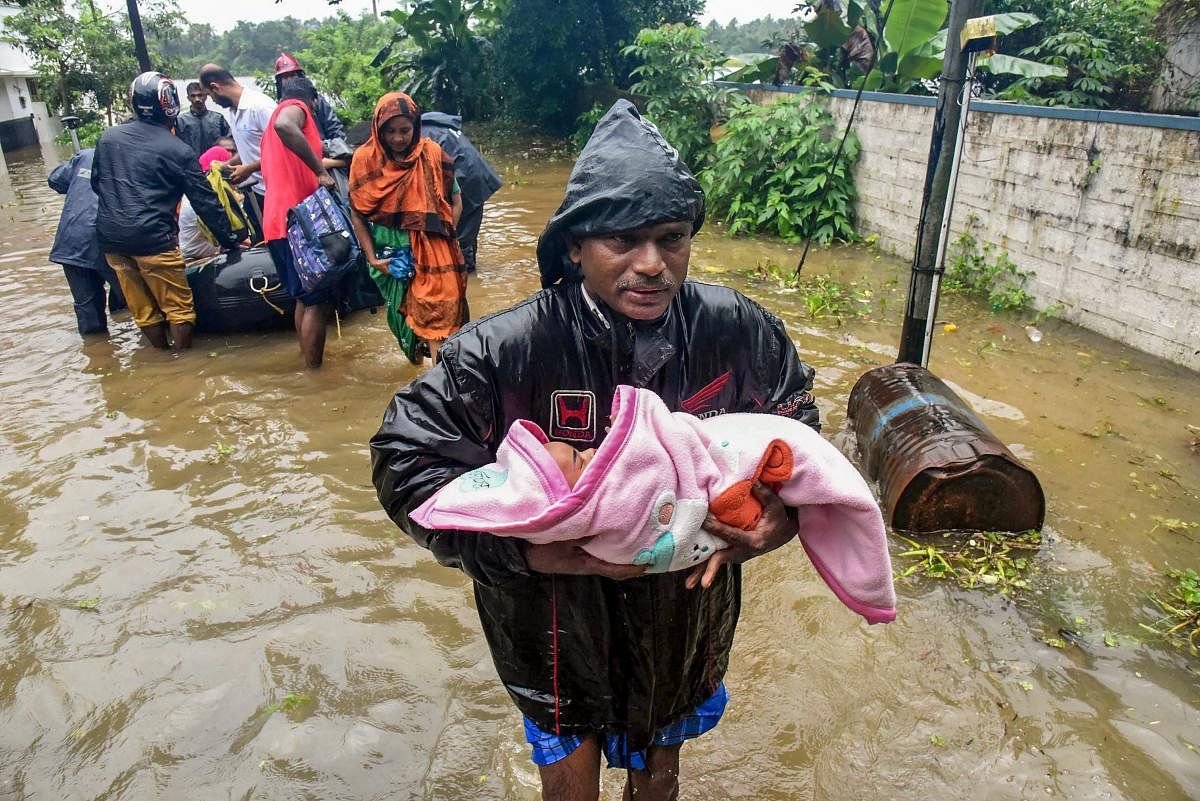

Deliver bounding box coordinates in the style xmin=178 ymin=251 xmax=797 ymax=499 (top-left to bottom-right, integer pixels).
xmin=977 ymin=53 xmax=1067 ymax=79
xmin=898 ymin=50 xmax=943 ymax=81
xmin=846 ymin=0 xmax=880 ymax=31
xmin=882 ymin=0 xmax=946 ymax=57
xmin=990 ymin=11 xmax=1040 ymax=36
xmin=806 ymin=2 xmax=854 ymax=49
xmin=721 ymin=57 xmax=780 ymax=84
xmin=914 ymin=13 xmax=1042 ymax=62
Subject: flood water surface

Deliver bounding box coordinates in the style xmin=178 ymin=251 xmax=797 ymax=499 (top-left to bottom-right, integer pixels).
xmin=1 ymin=141 xmax=1197 ymax=801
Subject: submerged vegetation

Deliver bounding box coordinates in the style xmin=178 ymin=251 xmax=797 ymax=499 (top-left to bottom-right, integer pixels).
xmin=260 ymin=691 xmax=312 ymax=718
xmin=892 ymin=530 xmax=1043 ymax=596
xmin=752 ymin=260 xmax=879 ymax=323
xmin=944 ymin=215 xmax=1034 ymax=313
xmin=1143 ymin=568 xmax=1200 ymax=655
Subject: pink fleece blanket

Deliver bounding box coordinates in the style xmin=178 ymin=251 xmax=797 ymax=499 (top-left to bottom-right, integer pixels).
xmin=412 ymin=385 xmax=896 ymax=623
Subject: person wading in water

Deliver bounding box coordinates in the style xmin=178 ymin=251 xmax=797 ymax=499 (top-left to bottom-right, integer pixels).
xmin=370 ymin=100 xmax=823 ymax=800
xmin=349 ymin=92 xmax=467 ymax=364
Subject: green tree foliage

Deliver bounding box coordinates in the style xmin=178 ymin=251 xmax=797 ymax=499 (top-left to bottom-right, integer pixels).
xmin=297 ymin=13 xmax=391 ymax=124
xmin=54 ymin=119 xmax=104 ymax=148
xmin=999 ymin=32 xmax=1129 ymax=108
xmin=987 ymin=0 xmax=1164 ymax=109
xmin=200 ymin=17 xmax=317 ymax=75
xmin=790 ymin=0 xmax=1056 ymax=93
xmin=2 ymin=0 xmax=185 ymax=120
xmin=702 ymin=16 xmax=795 ymax=55
xmin=374 ymin=0 xmax=499 ymax=120
xmin=494 ymin=0 xmax=703 ymax=133
xmin=2 ymin=0 xmax=85 ymax=112
xmin=700 ymin=88 xmax=860 ymax=243
xmin=621 ymin=24 xmax=726 ymax=169
xmin=158 ymin=22 xmax=221 ymax=67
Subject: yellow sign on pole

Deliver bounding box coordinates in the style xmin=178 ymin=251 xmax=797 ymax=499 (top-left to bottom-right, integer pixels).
xmin=960 ymin=15 xmax=998 ymax=53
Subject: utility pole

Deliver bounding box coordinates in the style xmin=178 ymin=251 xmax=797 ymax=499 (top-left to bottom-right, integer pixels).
xmin=126 ymin=0 xmax=152 ymax=73
xmin=896 ymin=0 xmax=984 ymax=365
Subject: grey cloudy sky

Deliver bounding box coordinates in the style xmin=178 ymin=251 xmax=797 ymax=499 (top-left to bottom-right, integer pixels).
xmin=149 ymin=0 xmax=799 ymax=32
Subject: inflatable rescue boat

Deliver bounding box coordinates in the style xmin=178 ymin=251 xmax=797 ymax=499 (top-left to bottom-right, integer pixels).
xmin=186 ymin=247 xmax=384 ymax=334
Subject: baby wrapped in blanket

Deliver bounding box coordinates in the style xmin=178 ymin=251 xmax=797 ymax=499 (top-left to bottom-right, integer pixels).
xmin=412 ymin=385 xmax=896 ymax=623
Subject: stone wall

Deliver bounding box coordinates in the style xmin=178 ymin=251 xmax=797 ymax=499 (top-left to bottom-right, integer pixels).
xmin=740 ymin=86 xmax=1200 ymax=371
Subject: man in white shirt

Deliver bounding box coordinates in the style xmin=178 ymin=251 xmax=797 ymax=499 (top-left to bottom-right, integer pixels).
xmin=198 ymin=64 xmax=277 ymax=243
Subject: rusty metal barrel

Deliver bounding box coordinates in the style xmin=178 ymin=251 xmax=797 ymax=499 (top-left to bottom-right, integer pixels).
xmin=847 ymin=363 xmax=1045 ymax=534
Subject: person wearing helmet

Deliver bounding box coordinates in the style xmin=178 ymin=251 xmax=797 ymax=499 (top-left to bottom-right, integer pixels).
xmin=91 ymin=72 xmax=243 ymax=350
xmin=273 ymin=53 xmax=345 ymax=143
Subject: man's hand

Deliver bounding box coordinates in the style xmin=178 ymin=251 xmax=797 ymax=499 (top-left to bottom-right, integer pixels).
xmin=228 ymin=164 xmax=255 ymax=185
xmin=686 ymin=482 xmax=798 ymax=590
xmin=316 ymin=169 xmax=336 ymax=190
xmin=524 ymin=538 xmax=647 ymax=581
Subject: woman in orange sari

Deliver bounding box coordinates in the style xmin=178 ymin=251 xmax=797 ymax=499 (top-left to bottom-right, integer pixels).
xmin=349 ymin=92 xmax=467 ymax=363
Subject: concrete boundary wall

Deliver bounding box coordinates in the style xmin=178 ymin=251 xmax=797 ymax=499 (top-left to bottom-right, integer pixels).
xmin=718 ymin=83 xmax=1200 ymax=371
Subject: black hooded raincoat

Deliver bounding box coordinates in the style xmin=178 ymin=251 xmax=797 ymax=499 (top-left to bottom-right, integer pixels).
xmin=421 ymin=112 xmax=502 ymax=271
xmin=370 ymin=101 xmax=819 ymax=749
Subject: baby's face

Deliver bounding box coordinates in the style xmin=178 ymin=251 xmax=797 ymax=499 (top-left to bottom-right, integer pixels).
xmin=543 ymin=441 xmax=596 ymax=488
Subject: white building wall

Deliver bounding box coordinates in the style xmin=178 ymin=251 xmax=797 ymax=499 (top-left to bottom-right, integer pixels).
xmin=0 ymin=75 xmax=31 ymax=119
xmin=742 ymin=87 xmax=1200 ymax=372
xmin=0 ymin=77 xmax=15 ymax=119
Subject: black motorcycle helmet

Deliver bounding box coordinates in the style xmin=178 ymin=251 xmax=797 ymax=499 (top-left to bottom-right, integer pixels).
xmin=129 ymin=71 xmax=180 ymax=124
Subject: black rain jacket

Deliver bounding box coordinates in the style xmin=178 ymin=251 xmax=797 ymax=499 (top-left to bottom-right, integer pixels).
xmin=48 ymin=148 xmax=105 ymax=271
xmin=175 ymin=108 xmax=231 ymax=157
xmin=421 ymin=112 xmax=502 ymax=237
xmin=370 ymin=99 xmax=819 ymax=749
xmin=421 ymin=112 xmax=502 ymax=271
xmin=370 ymin=282 xmax=819 ymax=748
xmin=91 ymin=119 xmax=238 ymax=256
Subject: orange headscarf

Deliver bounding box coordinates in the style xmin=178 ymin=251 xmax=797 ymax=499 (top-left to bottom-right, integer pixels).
xmin=349 ymin=92 xmax=467 ymax=343
xmin=349 ymin=92 xmax=456 ymax=237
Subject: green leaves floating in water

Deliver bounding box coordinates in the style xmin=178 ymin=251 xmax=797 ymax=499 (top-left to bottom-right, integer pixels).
xmin=207 ymin=442 xmax=236 ymax=465
xmin=752 ymin=262 xmax=879 ymax=324
xmin=1142 ymin=568 xmax=1200 ymax=656
xmin=892 ymin=530 xmax=1042 ymax=595
xmin=261 ymin=692 xmax=312 ymax=718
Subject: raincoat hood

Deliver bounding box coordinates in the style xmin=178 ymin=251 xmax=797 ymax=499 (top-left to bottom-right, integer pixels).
xmin=421 ymin=111 xmax=462 ymax=130
xmin=536 ymin=99 xmax=705 ymax=288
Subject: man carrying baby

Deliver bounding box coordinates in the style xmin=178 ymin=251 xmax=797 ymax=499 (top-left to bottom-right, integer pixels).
xmin=370 ymin=100 xmax=820 ymax=801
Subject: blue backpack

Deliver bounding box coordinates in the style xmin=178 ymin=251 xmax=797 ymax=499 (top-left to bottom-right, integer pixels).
xmin=286 ymin=186 xmax=361 ymax=294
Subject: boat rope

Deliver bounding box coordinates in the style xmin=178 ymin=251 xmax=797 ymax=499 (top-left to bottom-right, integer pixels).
xmin=248 ymin=274 xmax=286 ymax=315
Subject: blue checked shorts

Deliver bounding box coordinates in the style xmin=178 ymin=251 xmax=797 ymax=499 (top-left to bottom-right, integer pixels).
xmin=522 ymin=683 xmax=728 ymax=770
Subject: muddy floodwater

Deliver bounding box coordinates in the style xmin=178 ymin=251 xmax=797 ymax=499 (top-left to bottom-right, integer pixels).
xmin=1 ymin=138 xmax=1198 ymax=801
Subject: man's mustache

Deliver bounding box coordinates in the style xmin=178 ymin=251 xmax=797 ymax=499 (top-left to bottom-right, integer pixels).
xmin=617 ymin=276 xmax=675 ymax=291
